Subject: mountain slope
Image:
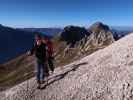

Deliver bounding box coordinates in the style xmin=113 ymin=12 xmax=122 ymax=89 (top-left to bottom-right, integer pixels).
xmin=2 ymin=33 xmax=133 ymax=100
xmin=0 ymin=24 xmax=34 ymax=64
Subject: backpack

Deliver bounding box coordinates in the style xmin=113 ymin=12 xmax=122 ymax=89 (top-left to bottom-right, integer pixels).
xmin=46 ymin=40 xmax=54 ymax=57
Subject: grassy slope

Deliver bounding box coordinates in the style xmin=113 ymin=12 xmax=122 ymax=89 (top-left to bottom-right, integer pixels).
xmin=0 ymin=54 xmax=34 ymax=91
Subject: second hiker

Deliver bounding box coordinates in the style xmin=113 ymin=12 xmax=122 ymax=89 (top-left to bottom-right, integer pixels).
xmin=42 ymin=37 xmax=55 ymax=73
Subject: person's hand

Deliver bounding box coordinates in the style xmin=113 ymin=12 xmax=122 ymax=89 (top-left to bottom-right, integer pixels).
xmin=27 ymin=51 xmax=31 ymax=56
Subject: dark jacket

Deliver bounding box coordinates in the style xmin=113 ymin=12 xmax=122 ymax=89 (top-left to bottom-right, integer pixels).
xmin=30 ymin=42 xmax=47 ymax=61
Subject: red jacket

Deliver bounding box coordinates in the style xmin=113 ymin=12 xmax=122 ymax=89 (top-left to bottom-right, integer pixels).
xmin=46 ymin=40 xmax=53 ymax=57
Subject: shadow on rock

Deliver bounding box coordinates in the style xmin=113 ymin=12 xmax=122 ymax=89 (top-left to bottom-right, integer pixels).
xmin=41 ymin=62 xmax=88 ymax=89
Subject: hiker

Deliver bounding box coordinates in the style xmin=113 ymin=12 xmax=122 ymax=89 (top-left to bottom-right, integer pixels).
xmin=42 ymin=37 xmax=55 ymax=73
xmin=28 ymin=33 xmax=49 ymax=89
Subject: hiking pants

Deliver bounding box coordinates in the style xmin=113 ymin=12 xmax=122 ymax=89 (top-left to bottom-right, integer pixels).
xmin=35 ymin=59 xmax=49 ymax=84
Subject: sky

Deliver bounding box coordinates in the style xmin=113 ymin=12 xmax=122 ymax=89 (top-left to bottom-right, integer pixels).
xmin=0 ymin=0 xmax=133 ymax=28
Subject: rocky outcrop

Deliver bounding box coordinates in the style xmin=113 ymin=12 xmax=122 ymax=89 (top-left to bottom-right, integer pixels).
xmin=56 ymin=22 xmax=114 ymax=64
xmin=59 ymin=25 xmax=90 ymax=46
xmin=2 ymin=33 xmax=133 ymax=100
xmin=59 ymin=22 xmax=114 ymax=47
xmin=88 ymin=22 xmax=114 ymax=46
xmin=59 ymin=22 xmax=114 ymax=49
xmin=77 ymin=22 xmax=114 ymax=54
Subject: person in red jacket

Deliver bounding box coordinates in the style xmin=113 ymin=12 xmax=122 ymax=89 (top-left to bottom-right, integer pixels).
xmin=43 ymin=37 xmax=54 ymax=73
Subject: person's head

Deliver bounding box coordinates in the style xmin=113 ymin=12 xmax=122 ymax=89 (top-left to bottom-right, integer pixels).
xmin=42 ymin=36 xmax=49 ymax=44
xmin=34 ymin=33 xmax=42 ymax=45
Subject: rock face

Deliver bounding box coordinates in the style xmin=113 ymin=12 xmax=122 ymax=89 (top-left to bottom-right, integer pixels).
xmin=76 ymin=22 xmax=114 ymax=54
xmin=59 ymin=22 xmax=114 ymax=47
xmin=55 ymin=22 xmax=114 ymax=66
xmin=88 ymin=22 xmax=114 ymax=46
xmin=59 ymin=22 xmax=114 ymax=49
xmin=2 ymin=33 xmax=133 ymax=100
xmin=59 ymin=25 xmax=90 ymax=46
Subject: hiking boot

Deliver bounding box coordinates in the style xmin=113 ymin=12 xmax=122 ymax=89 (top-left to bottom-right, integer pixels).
xmin=50 ymin=71 xmax=54 ymax=74
xmin=37 ymin=84 xmax=41 ymax=89
xmin=40 ymin=79 xmax=46 ymax=84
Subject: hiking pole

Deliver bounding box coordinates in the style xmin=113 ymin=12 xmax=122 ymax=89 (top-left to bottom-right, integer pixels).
xmin=25 ymin=73 xmax=29 ymax=92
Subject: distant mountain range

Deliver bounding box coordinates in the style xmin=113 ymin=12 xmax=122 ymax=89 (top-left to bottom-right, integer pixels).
xmin=111 ymin=26 xmax=133 ymax=31
xmin=19 ymin=27 xmax=132 ymax=40
xmin=19 ymin=28 xmax=62 ymax=36
xmin=0 ymin=25 xmax=34 ymax=64
xmin=111 ymin=26 xmax=133 ymax=40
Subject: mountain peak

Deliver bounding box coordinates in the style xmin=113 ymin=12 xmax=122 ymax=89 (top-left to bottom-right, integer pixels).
xmin=0 ymin=24 xmax=5 ymax=28
xmin=89 ymin=22 xmax=110 ymax=32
